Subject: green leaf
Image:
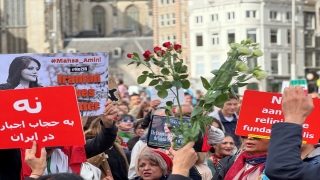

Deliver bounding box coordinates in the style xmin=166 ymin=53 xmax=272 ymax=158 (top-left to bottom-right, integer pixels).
xmin=148 ymin=73 xmax=155 ymax=78
xmin=136 ymin=62 xmax=141 ymax=67
xmin=155 ymin=85 xmax=163 ymax=91
xmin=172 ymin=80 xmax=182 ymax=89
xmin=200 ymin=76 xmax=210 ymax=90
xmin=230 ymin=87 xmax=238 ymax=99
xmin=204 ymin=103 xmax=213 ymax=110
xmin=142 ymin=71 xmax=148 ymax=75
xmin=180 ymin=74 xmax=189 ymax=79
xmin=137 ymin=75 xmax=147 ymax=84
xmin=211 ymin=70 xmax=219 ymax=75
xmin=165 ymin=108 xmax=172 ymax=116
xmin=162 ymin=81 xmax=173 ymax=89
xmin=200 ymin=122 xmax=206 ymax=134
xmin=180 ymin=65 xmax=188 ymax=73
xmin=161 ymin=68 xmax=170 ymax=75
xmin=237 ymin=83 xmax=248 ymax=87
xmin=206 ymin=90 xmax=222 ymax=104
xmin=174 ymin=62 xmax=183 ymax=72
xmin=181 ymin=80 xmax=190 ymax=89
xmin=158 ymin=90 xmax=168 ymax=98
xmin=204 ymin=116 xmax=213 ymax=125
xmin=191 ymin=106 xmax=205 ymax=118
xmin=133 ymin=52 xmax=140 ymax=60
xmin=149 ymin=79 xmax=159 ymax=86
xmin=210 ymin=76 xmax=216 ymax=86
xmin=127 ymin=61 xmax=135 ymax=66
xmin=166 ymin=101 xmax=173 ymax=106
xmin=173 ymin=73 xmax=180 ymax=81
xmin=214 ymin=93 xmax=229 ymax=108
xmin=237 ymin=74 xmax=247 ymax=82
xmin=214 ymin=70 xmax=234 ymax=89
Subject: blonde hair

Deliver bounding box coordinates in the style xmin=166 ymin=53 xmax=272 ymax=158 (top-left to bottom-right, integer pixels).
xmin=84 ymin=117 xmax=102 ymax=140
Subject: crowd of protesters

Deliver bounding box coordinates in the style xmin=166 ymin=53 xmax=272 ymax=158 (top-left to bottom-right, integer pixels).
xmin=1 ymin=76 xmax=319 ymax=180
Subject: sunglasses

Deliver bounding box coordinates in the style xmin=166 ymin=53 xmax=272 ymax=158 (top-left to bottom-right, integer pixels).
xmin=122 ymin=119 xmax=134 ymax=123
xmin=241 ymin=136 xmax=261 ymax=140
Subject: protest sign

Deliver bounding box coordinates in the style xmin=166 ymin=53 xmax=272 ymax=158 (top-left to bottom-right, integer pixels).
xmin=150 ymin=87 xmax=185 ymax=107
xmin=108 ymin=77 xmax=122 ymax=102
xmin=236 ymin=90 xmax=320 ymax=144
xmin=0 ymin=86 xmax=85 ymax=149
xmin=0 ymin=52 xmax=108 ymax=116
xmin=147 ymin=115 xmax=203 ymax=151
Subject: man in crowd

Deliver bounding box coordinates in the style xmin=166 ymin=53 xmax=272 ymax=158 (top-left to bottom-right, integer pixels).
xmin=265 ymin=86 xmax=317 ymax=179
xmin=129 ymin=94 xmax=141 ymax=109
xmin=209 ymin=94 xmax=241 ymax=147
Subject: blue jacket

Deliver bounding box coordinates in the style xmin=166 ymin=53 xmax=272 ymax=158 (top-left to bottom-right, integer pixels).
xmin=265 ymin=123 xmax=320 ymax=180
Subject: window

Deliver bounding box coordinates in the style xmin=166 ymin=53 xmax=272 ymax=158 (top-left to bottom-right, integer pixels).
xmin=247 ymin=29 xmax=256 ymax=43
xmin=248 ymin=58 xmax=258 ymax=69
xmin=305 ymin=33 xmax=313 ymax=46
xmin=160 ymin=0 xmax=164 ymax=4
xmin=228 ymin=31 xmax=235 ymax=44
xmin=182 ymin=12 xmax=187 ymax=24
xmin=126 ymin=5 xmax=139 ymax=30
xmin=167 ymin=14 xmax=170 ymax=25
xmin=270 ymin=29 xmax=278 ymax=43
xmin=305 ymin=14 xmax=314 ymax=28
xmin=305 ymin=52 xmax=313 ymax=67
xmin=287 ymin=30 xmax=291 ymax=44
xmin=288 ymin=53 xmax=291 ymax=74
xmin=167 ymin=35 xmax=170 ymax=40
xmin=212 ymin=33 xmax=219 ymax=45
xmin=271 ymin=54 xmax=278 ymax=74
xmin=196 ymin=56 xmax=205 ymax=76
xmin=316 ymin=52 xmax=320 ymax=67
xmin=316 ymin=37 xmax=320 ymax=47
xmin=211 ymin=14 xmax=218 ymax=21
xmin=93 ymin=6 xmax=106 ymax=36
xmin=246 ymin=10 xmax=256 ymax=18
xmin=286 ymin=12 xmax=292 ymax=21
xmin=228 ymin=12 xmax=235 ymax=20
xmin=166 ymin=0 xmax=169 ymax=4
xmin=172 ymin=13 xmax=175 ymax=24
xmin=196 ymin=16 xmax=203 ymax=23
xmin=270 ymin=11 xmax=278 ymax=20
xmin=212 ymin=56 xmax=220 ymax=69
xmin=173 ymin=35 xmax=176 ymax=44
xmin=160 ymin=15 xmax=164 ymax=26
xmin=196 ymin=34 xmax=203 ymax=46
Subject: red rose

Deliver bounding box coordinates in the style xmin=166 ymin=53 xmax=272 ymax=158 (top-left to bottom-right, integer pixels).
xmin=161 ymin=50 xmax=166 ymax=56
xmin=163 ymin=42 xmax=172 ymax=49
xmin=174 ymin=44 xmax=182 ymax=51
xmin=154 ymin=46 xmax=162 ymax=53
xmin=127 ymin=53 xmax=133 ymax=58
xmin=143 ymin=50 xmax=152 ymax=60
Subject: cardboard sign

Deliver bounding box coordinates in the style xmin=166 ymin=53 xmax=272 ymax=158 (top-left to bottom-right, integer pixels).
xmin=0 ymin=86 xmax=85 ymax=149
xmin=151 ymin=87 xmax=186 ymax=107
xmin=108 ymin=77 xmax=122 ymax=102
xmin=236 ymin=90 xmax=320 ymax=144
xmin=0 ymin=52 xmax=108 ymax=116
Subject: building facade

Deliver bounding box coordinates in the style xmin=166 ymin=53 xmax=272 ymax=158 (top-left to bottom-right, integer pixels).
xmin=153 ymin=0 xmax=190 ymax=74
xmin=188 ymin=0 xmax=306 ymax=94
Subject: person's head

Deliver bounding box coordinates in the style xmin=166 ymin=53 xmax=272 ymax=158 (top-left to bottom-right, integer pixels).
xmin=130 ymin=93 xmax=141 ymax=105
xmin=242 ymin=136 xmax=269 ymax=156
xmin=127 ymin=136 xmax=141 ymax=151
xmin=195 ymin=152 xmax=208 ymax=165
xmin=211 ymin=118 xmax=223 ymax=130
xmin=36 ymin=173 xmax=84 ymax=180
xmin=7 ymin=56 xmax=41 ymax=88
xmin=184 ymin=93 xmax=193 ymax=105
xmin=136 ymin=148 xmax=172 ymax=179
xmin=118 ymin=78 xmax=124 ymax=85
xmin=118 ymin=114 xmax=135 ymax=129
xmin=82 ymin=116 xmax=99 ymax=132
xmin=140 ymin=91 xmax=147 ymax=97
xmin=134 ymin=120 xmax=144 ymax=137
xmin=118 ymin=104 xmax=129 ymax=114
xmin=84 ymin=117 xmax=102 ymax=140
xmin=175 ymin=104 xmax=193 ymax=117
xmin=142 ymin=105 xmax=153 ymax=117
xmin=213 ymin=134 xmax=235 ymax=156
xmin=221 ymin=94 xmax=239 ymax=117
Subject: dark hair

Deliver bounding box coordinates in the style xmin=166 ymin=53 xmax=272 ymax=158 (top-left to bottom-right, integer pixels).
xmin=118 ymin=79 xmax=124 ymax=85
xmin=211 ymin=118 xmax=223 ymax=131
xmin=134 ymin=120 xmax=143 ymax=133
xmin=7 ymin=56 xmax=41 ymax=88
xmin=36 ymin=173 xmax=84 ymax=180
xmin=130 ymin=93 xmax=140 ymax=99
xmin=83 ymin=116 xmax=99 ymax=132
xmin=228 ymin=93 xmax=239 ymax=100
xmin=127 ymin=136 xmax=140 ymax=151
xmin=184 ymin=92 xmax=191 ymax=97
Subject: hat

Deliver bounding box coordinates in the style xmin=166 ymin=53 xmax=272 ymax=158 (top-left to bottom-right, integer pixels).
xmin=152 ymin=149 xmax=173 ymax=171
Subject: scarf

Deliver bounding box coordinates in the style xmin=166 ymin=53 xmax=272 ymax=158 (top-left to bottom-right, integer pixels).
xmin=211 ymin=153 xmax=226 ymax=166
xmin=224 ymin=151 xmax=267 ymax=180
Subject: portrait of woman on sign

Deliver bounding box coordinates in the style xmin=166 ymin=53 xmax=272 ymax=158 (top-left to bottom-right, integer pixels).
xmin=0 ymin=56 xmax=42 ymax=90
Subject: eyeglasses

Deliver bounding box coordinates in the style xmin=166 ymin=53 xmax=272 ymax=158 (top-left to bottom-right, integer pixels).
xmin=241 ymin=136 xmax=261 ymax=140
xmin=122 ymin=119 xmax=134 ymax=123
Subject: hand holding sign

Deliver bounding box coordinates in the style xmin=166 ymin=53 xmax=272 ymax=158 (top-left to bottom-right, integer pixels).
xmin=102 ymin=100 xmax=119 ymax=128
xmin=283 ymin=86 xmax=314 ymax=125
xmin=25 ymin=141 xmax=47 ymax=176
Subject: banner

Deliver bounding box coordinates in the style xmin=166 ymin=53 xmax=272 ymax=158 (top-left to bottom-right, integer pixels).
xmin=236 ymin=90 xmax=320 ymax=144
xmin=0 ymin=52 xmax=108 ymax=116
xmin=0 ymin=86 xmax=85 ymax=149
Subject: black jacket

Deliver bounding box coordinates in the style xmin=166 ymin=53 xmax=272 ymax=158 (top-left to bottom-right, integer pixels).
xmin=0 ymin=121 xmax=117 ymax=180
xmin=168 ymin=174 xmax=191 ymax=180
xmin=265 ymin=123 xmax=320 ymax=180
xmin=212 ymin=155 xmax=235 ymax=180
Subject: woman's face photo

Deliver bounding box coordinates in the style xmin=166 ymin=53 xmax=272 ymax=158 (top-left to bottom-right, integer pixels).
xmin=21 ymin=61 xmax=39 ymax=82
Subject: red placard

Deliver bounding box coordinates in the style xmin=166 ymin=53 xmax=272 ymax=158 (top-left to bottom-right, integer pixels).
xmin=236 ymin=90 xmax=320 ymax=144
xmin=0 ymin=86 xmax=85 ymax=149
